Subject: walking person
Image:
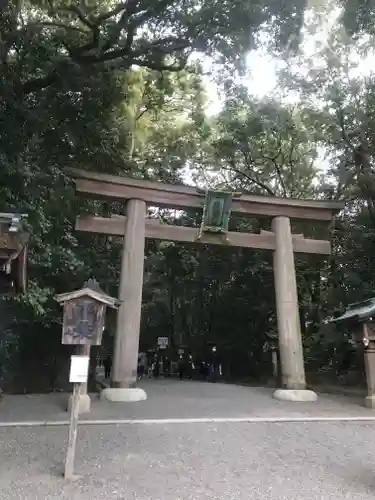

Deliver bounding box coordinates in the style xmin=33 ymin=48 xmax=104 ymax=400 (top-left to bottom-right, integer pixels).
xmin=178 ymin=355 xmax=184 ymax=380
xmin=137 ymin=352 xmax=147 ymax=380
xmin=103 ymin=354 xmax=112 ymax=379
xmin=154 ymin=352 xmax=160 ymax=378
xmin=187 ymin=353 xmax=194 ymax=380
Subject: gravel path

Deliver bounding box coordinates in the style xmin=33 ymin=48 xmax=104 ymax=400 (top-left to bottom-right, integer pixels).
xmin=1 ymin=421 xmax=375 ymax=499
xmin=0 ymin=380 xmax=372 ymax=423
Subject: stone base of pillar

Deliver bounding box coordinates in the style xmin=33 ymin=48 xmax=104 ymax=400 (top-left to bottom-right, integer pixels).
xmin=67 ymin=394 xmax=91 ymax=414
xmin=364 ymin=395 xmax=375 ymax=409
xmin=273 ymin=389 xmax=317 ymax=402
xmin=100 ymin=387 xmax=147 ymax=402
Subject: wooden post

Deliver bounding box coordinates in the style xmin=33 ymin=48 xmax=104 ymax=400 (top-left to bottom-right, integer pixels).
xmin=79 ymin=344 xmax=90 ymax=396
xmin=272 ymin=216 xmax=306 ymax=390
xmin=64 ymin=354 xmax=90 ymax=478
xmin=64 ymin=382 xmax=81 ymax=480
xmin=363 ymin=324 xmax=375 ymax=409
xmin=112 ymin=199 xmax=146 ymax=388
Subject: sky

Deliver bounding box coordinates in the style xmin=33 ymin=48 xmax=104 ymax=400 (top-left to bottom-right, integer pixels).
xmin=204 ymin=5 xmax=343 ymax=114
xmin=203 ymin=51 xmax=279 ymax=116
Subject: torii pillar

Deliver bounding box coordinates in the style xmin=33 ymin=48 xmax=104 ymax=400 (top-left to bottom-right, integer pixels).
xmin=271 ymin=216 xmax=317 ymax=402
xmin=101 ymin=199 xmax=147 ymax=402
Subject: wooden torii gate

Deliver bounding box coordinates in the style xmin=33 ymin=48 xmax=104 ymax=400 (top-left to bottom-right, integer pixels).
xmin=69 ymin=169 xmax=343 ymax=402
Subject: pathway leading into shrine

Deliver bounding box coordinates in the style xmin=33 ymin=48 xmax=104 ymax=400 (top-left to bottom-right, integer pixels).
xmin=0 ymin=379 xmax=372 ymax=424
xmin=1 ymin=381 xmax=375 ymax=499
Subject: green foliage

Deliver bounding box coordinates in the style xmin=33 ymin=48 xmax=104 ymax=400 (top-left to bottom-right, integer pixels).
xmin=2 ymin=0 xmax=375 ymax=391
xmin=1 ymin=0 xmax=308 ymax=100
xmin=204 ymin=90 xmax=319 ymax=197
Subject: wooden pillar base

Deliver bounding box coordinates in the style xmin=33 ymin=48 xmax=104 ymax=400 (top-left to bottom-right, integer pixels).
xmin=273 ymin=389 xmax=317 ymax=402
xmin=364 ymin=395 xmax=375 ymax=409
xmin=363 ymin=338 xmax=375 ymax=410
xmin=100 ymin=387 xmax=147 ymax=402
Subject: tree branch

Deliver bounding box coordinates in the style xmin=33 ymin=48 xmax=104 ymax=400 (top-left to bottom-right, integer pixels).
xmin=336 ymin=102 xmax=355 ymax=150
xmin=94 ymin=2 xmax=128 ymax=24
xmin=136 ymin=106 xmax=150 ymax=121
xmin=37 ymin=22 xmax=87 ymax=33
xmin=60 ymin=5 xmax=101 ymax=56
xmin=271 ymin=157 xmax=288 ymax=197
xmin=62 ymin=5 xmax=95 ymax=30
xmin=72 ymin=36 xmax=188 ymax=64
xmin=227 ymin=159 xmax=275 ymax=196
xmin=110 ymin=54 xmax=187 ymax=72
xmin=17 ymin=0 xmax=188 ymax=95
xmin=21 ymin=71 xmax=59 ymax=94
xmin=261 ymin=135 xmax=288 ymax=197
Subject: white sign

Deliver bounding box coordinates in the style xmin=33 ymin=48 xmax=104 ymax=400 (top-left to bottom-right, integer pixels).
xmin=157 ymin=337 xmax=169 ymax=348
xmin=69 ymin=355 xmax=90 ymax=383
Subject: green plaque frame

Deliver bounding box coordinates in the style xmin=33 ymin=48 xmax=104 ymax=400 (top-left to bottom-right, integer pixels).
xmin=202 ymin=190 xmax=233 ymax=233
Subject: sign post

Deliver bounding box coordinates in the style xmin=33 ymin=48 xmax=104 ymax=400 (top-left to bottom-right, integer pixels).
xmin=55 ymin=279 xmax=118 ymax=479
xmin=64 ymin=355 xmax=90 ymax=480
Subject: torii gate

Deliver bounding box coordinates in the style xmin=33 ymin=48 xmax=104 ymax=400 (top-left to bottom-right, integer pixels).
xmin=68 ymin=169 xmax=343 ymax=402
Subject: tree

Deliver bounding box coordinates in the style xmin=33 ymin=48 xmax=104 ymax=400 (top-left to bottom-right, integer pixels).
xmin=271 ymin=14 xmax=375 ymax=382
xmin=1 ymin=0 xmax=308 ymax=97
xmin=117 ymin=66 xmax=208 ymax=182
xmin=196 ymin=89 xmax=319 ymax=197
xmin=340 ymin=0 xmax=375 ymax=38
xmin=279 ymin=19 xmax=375 ymax=208
xmin=0 ymin=55 xmax=212 ymax=390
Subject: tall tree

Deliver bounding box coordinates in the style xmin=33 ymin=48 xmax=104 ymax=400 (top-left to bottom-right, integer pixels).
xmin=197 ymin=89 xmax=319 ymax=197
xmin=1 ymin=0 xmax=308 ymax=96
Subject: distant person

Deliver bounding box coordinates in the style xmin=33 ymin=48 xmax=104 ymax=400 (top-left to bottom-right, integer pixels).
xmin=154 ymin=353 xmax=160 ymax=378
xmin=103 ymin=355 xmax=112 ymax=379
xmin=178 ymin=355 xmax=184 ymax=380
xmin=137 ymin=352 xmax=147 ymax=380
xmin=200 ymin=360 xmax=208 ymax=380
xmin=147 ymin=351 xmax=154 ymax=378
xmin=337 ymin=348 xmax=355 ymax=376
xmin=164 ymin=356 xmax=171 ymax=377
xmin=187 ymin=353 xmax=194 ymax=380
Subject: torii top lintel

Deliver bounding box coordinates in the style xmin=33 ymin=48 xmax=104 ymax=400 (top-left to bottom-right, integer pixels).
xmin=67 ymin=168 xmax=344 ymax=222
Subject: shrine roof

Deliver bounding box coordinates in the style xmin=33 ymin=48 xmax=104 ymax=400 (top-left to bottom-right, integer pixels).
xmin=330 ymin=298 xmax=375 ymax=323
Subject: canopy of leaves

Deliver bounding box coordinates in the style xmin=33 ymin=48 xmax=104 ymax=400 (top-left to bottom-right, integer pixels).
xmin=2 ymin=0 xmax=308 ymax=99
xmin=194 ymin=89 xmax=318 ymax=197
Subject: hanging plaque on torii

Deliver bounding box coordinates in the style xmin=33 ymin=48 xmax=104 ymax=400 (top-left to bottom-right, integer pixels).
xmin=196 ymin=189 xmax=241 ymax=242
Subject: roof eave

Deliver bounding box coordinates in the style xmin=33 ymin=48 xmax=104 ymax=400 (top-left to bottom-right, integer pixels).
xmin=55 ymin=288 xmax=118 ymax=308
